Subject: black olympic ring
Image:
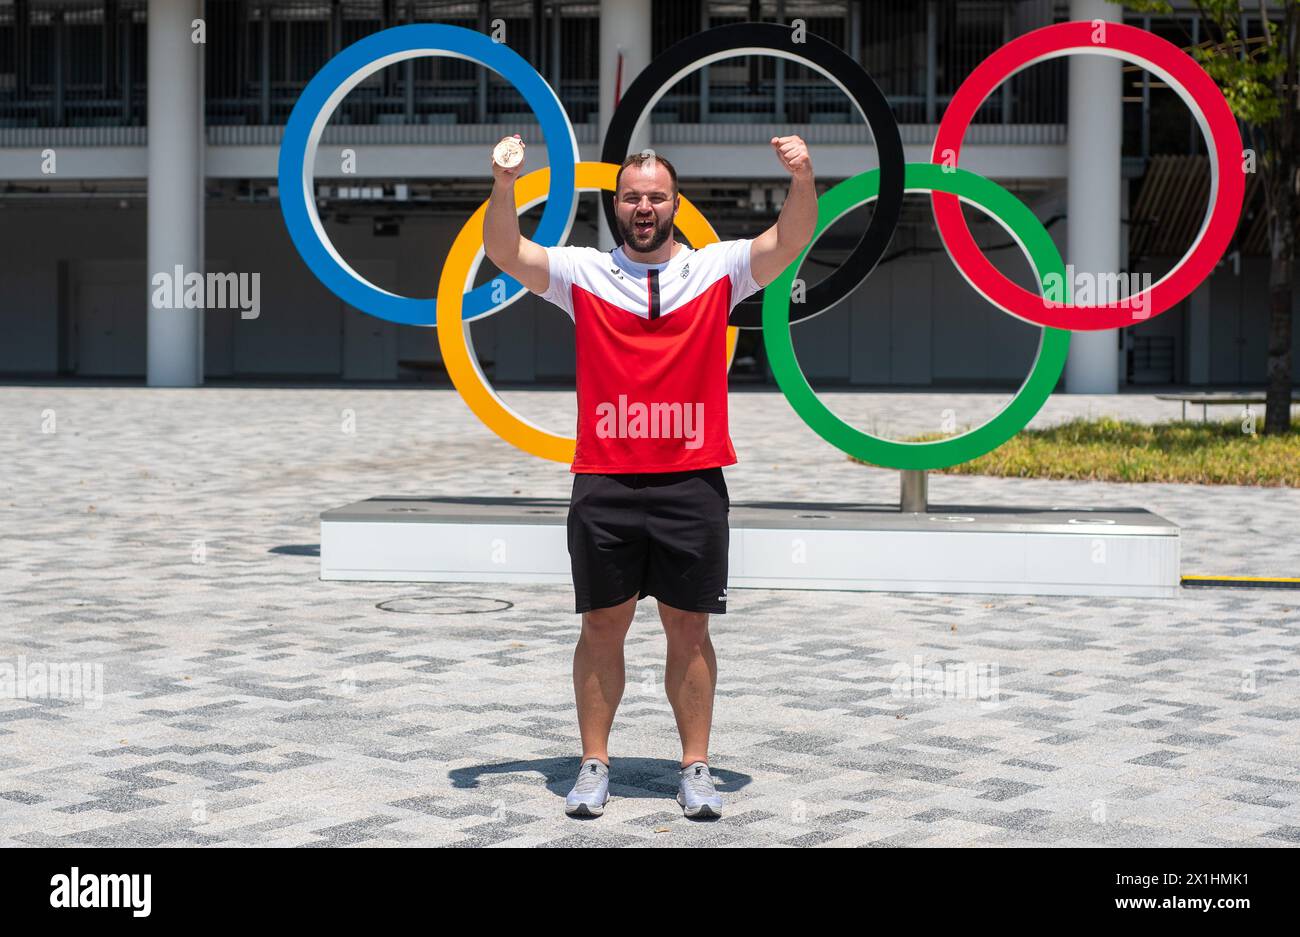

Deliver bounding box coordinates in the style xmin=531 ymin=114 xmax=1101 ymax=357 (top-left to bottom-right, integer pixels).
xmin=599 ymin=21 xmax=906 ymax=329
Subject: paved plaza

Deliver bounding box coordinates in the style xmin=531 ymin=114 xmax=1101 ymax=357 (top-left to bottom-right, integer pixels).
xmin=1 ymin=384 xmax=1297 ymax=847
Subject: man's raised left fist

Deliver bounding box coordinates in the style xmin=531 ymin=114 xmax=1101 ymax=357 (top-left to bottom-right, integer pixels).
xmin=770 ymin=135 xmax=812 ymax=177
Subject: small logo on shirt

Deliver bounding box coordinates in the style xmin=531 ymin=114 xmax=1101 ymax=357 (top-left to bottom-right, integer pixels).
xmin=609 ymin=266 xmax=625 ymax=280
xmin=594 ymin=394 xmax=704 ymax=450
xmin=680 ymin=263 xmax=690 ymax=278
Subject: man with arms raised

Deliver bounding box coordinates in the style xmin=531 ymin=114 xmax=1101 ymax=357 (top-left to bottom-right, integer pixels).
xmin=483 ymin=133 xmax=815 ymax=818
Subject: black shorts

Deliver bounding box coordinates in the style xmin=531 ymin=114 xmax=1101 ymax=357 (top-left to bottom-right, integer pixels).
xmin=567 ymin=467 xmax=730 ymax=615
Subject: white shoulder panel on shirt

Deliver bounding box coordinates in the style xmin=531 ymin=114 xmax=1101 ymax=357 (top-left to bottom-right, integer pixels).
xmin=536 ymin=239 xmax=758 ymax=321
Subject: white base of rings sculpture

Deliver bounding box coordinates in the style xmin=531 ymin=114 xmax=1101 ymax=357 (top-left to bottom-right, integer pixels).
xmin=319 ymin=497 xmax=1179 ymax=599
xmin=279 ymin=22 xmax=1234 ymax=598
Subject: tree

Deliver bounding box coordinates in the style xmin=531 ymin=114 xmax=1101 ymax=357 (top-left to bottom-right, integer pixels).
xmin=1115 ymin=0 xmax=1297 ymax=434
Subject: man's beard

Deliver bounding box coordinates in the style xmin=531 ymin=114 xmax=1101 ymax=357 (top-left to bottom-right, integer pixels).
xmin=617 ymin=212 xmax=673 ymax=252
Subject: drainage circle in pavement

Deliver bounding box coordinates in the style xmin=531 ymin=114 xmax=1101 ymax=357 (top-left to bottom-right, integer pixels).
xmin=376 ymin=595 xmax=515 ymax=615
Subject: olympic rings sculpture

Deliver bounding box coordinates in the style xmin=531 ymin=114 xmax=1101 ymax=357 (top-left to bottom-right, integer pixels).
xmin=278 ymin=20 xmax=1244 ymax=471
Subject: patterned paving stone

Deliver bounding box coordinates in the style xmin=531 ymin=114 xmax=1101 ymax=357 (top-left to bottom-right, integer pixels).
xmin=0 ymin=386 xmax=1297 ymax=846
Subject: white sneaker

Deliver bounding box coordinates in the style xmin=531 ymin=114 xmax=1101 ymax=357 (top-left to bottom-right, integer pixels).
xmin=677 ymin=761 xmax=722 ymax=818
xmin=565 ymin=757 xmax=610 ymax=816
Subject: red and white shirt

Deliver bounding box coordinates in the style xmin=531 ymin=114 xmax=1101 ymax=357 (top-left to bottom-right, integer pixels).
xmin=537 ymin=238 xmax=761 ymax=474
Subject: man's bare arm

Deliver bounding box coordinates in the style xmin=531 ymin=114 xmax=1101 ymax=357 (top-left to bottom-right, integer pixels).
xmin=482 ymin=134 xmax=550 ymax=295
xmin=750 ymin=135 xmax=817 ymax=288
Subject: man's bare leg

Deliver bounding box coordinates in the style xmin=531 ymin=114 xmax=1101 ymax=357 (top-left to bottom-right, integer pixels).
xmin=573 ymin=594 xmax=638 ymax=764
xmin=658 ymin=600 xmax=717 ymax=767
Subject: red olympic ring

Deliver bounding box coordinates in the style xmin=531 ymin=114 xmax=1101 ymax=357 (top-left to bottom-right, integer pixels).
xmin=931 ymin=21 xmax=1245 ymax=331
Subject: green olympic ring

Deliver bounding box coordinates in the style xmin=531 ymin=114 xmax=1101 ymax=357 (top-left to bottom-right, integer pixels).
xmin=763 ymin=162 xmax=1072 ymax=471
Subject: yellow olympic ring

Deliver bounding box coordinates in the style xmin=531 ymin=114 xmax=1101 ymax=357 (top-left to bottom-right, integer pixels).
xmin=437 ymin=160 xmax=739 ymax=464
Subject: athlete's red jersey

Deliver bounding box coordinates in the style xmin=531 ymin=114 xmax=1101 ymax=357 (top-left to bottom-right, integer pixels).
xmin=536 ymin=238 xmax=761 ymax=474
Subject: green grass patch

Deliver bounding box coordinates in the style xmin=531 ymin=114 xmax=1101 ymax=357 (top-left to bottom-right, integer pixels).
xmin=865 ymin=416 xmax=1300 ymax=486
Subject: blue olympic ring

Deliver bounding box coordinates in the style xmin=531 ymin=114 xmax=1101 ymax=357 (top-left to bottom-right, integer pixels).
xmin=277 ymin=23 xmax=579 ymax=326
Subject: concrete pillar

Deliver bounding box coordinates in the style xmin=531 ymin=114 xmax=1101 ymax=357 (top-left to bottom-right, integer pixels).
xmin=1064 ymin=0 xmax=1121 ymax=394
xmin=147 ymin=0 xmax=204 ymax=386
xmin=598 ymin=0 xmax=652 ymax=250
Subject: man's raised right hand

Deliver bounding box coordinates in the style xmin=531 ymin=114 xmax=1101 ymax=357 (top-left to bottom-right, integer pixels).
xmin=491 ymin=133 xmax=526 ymax=185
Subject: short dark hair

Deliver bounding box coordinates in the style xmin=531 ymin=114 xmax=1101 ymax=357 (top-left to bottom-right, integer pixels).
xmin=614 ymin=151 xmax=679 ymax=198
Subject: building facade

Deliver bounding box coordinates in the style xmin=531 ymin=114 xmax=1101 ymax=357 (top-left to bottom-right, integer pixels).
xmin=0 ymin=0 xmax=1294 ymax=388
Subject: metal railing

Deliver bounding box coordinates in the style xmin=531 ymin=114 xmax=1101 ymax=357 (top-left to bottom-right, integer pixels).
xmin=0 ymin=0 xmax=1077 ymax=136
